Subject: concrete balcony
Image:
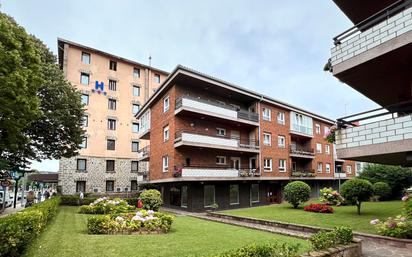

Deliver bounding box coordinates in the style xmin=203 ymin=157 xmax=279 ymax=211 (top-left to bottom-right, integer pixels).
xmin=174 ymin=130 xmax=260 ymax=153
xmin=289 ymin=146 xmax=315 ymax=159
xmin=137 ymin=145 xmax=150 ymax=161
xmin=334 ymin=173 xmax=347 ymax=179
xmin=175 ymin=96 xmax=259 ymax=126
xmin=172 ymin=166 xmax=260 ymax=179
xmin=336 ymin=110 xmax=412 ymax=166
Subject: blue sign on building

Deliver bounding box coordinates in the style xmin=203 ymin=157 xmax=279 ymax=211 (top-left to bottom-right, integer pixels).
xmin=92 ymin=81 xmax=107 ymax=95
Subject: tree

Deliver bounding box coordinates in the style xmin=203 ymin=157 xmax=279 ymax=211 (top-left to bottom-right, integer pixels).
xmin=359 ymin=164 xmax=412 ymax=199
xmin=372 ymin=182 xmax=391 ymax=201
xmin=0 ymin=12 xmax=84 ymax=172
xmin=340 ymin=179 xmax=373 ymax=215
xmin=283 ymin=181 xmax=311 ymax=208
xmin=139 ymin=189 xmax=163 ymax=211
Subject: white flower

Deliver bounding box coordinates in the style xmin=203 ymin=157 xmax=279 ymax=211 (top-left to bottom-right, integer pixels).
xmin=147 ymin=210 xmax=155 ymax=215
xmin=115 ymin=216 xmax=124 ymax=222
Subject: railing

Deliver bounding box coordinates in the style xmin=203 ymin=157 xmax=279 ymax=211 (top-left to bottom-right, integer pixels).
xmin=333 ymin=0 xmax=412 ymax=45
xmin=173 ymin=165 xmax=260 ymax=178
xmin=175 ymin=130 xmax=259 ymax=149
xmin=175 ymin=96 xmax=259 ymax=122
xmin=139 ymin=145 xmax=150 ymax=158
xmin=290 ymin=170 xmax=316 ymax=178
xmin=290 ymin=124 xmax=313 ymax=136
xmin=289 ymin=145 xmax=315 ymax=156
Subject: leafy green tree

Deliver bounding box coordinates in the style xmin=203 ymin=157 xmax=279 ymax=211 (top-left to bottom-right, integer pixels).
xmin=0 ymin=12 xmax=84 ymax=172
xmin=283 ymin=181 xmax=311 ymax=208
xmin=340 ymin=179 xmax=373 ymax=215
xmin=359 ymin=164 xmax=412 ymax=199
xmin=372 ymin=182 xmax=391 ymax=201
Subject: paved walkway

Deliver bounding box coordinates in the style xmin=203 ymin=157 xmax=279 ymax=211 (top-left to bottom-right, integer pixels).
xmin=161 ymin=208 xmax=412 ymax=257
xmin=0 ymin=203 xmax=24 ymax=218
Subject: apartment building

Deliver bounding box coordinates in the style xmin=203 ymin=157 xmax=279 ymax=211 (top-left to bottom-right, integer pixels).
xmin=136 ymin=66 xmax=355 ymax=211
xmin=57 ymin=38 xmax=168 ymax=195
xmin=326 ymin=0 xmax=412 ymax=166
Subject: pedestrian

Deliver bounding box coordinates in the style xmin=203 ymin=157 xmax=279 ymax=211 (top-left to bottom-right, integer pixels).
xmin=44 ymin=190 xmax=50 ymax=200
xmin=37 ymin=191 xmax=42 ymax=203
xmin=79 ymin=191 xmax=84 ymax=205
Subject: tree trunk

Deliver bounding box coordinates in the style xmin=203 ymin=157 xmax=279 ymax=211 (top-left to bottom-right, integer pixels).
xmin=357 ymin=202 xmax=361 ymax=215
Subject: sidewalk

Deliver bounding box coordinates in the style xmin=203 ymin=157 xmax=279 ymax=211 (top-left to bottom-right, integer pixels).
xmin=0 ymin=203 xmax=25 ymax=218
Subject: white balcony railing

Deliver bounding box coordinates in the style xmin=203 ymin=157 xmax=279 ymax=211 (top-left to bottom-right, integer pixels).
xmin=334 ymin=173 xmax=347 ymax=179
xmin=182 ymin=168 xmax=239 ymax=177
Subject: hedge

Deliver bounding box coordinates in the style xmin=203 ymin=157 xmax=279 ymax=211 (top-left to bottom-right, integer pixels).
xmin=0 ymin=197 xmax=60 ymax=257
xmin=208 ymin=241 xmax=300 ymax=257
xmin=60 ymin=195 xmax=139 ymax=206
xmin=310 ymin=227 xmax=353 ymax=251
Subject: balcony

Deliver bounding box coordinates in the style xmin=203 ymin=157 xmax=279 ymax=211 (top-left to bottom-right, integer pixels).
xmin=336 ymin=101 xmax=412 ymax=166
xmin=138 ymin=110 xmax=151 ymax=139
xmin=173 ymin=165 xmax=260 ymax=179
xmin=334 ymin=172 xmax=347 ymax=179
xmin=137 ymin=145 xmax=150 ymax=161
xmin=290 ymin=111 xmax=313 ymax=137
xmin=289 ymin=145 xmax=315 ymax=159
xmin=174 ymin=130 xmax=260 ymax=153
xmin=175 ymin=96 xmax=259 ymax=125
xmin=290 ymin=170 xmax=316 ymax=178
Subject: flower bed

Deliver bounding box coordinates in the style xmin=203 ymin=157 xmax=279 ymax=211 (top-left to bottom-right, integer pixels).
xmin=79 ymin=197 xmax=136 ymax=214
xmin=87 ymin=209 xmax=174 ymax=234
xmin=304 ymin=203 xmax=334 ymax=214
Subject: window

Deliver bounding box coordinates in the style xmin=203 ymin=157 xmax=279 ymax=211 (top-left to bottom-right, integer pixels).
xmin=108 ymin=99 xmax=116 ymax=110
xmin=109 ymin=60 xmax=117 ymax=71
xmin=316 ymin=143 xmax=322 ymax=154
xmin=263 ymin=133 xmax=271 ymax=146
xmin=163 ymin=126 xmax=169 ymax=141
xmin=204 ymin=185 xmax=215 ymax=207
xmin=317 ymin=162 xmax=323 ymax=173
xmin=278 ymin=159 xmax=286 ymax=172
xmin=132 ymin=141 xmax=139 ymax=152
xmin=131 ymin=161 xmax=139 ymax=172
xmin=131 ymin=180 xmax=138 ymax=191
xmin=163 ymin=96 xmax=170 ymax=112
xmin=277 ymin=112 xmax=285 ymax=125
xmin=347 ymin=165 xmax=352 ymax=174
xmin=263 ymin=158 xmax=272 ymax=171
xmin=315 ymin=124 xmax=321 ymax=134
xmin=262 ymin=107 xmax=271 ymax=121
xmin=80 ymin=137 xmax=87 ymax=148
xmin=291 ymin=111 xmax=313 ymax=136
xmin=108 ymin=80 xmax=117 ymax=91
xmin=107 ymin=119 xmax=116 ymax=130
xmin=77 ymin=159 xmax=86 ymax=171
xmin=81 ymin=52 xmax=90 ymax=64
xmin=133 ymin=68 xmax=140 ymax=78
xmin=326 ymin=163 xmax=331 ymax=173
xmin=82 ymin=115 xmax=88 ymax=127
xmin=133 ymin=104 xmax=140 ymax=114
xmin=325 ymin=145 xmax=330 ymax=155
xmin=251 ymin=184 xmax=259 ymax=203
xmin=216 ymin=156 xmax=226 ymax=165
xmin=132 ymin=123 xmax=139 ymax=133
xmin=80 ymin=73 xmax=89 ymax=85
xmin=154 ymin=74 xmax=161 ymax=83
xmin=229 ymin=185 xmax=239 ymax=205
xmin=76 ymin=181 xmax=86 ymax=193
xmin=106 ymin=180 xmax=114 ymax=191
xmin=216 ymin=128 xmax=226 ymax=136
xmin=107 ymin=139 xmax=115 ymax=150
xmin=356 ymin=163 xmax=362 ymax=173
xmin=278 ymin=135 xmax=285 ymax=148
xmin=106 ymin=160 xmax=115 ymax=172
xmin=162 ymin=156 xmax=169 ymax=172
xmin=181 ymin=186 xmax=188 ymax=208
xmin=133 ymin=85 xmax=140 ymax=96
xmin=81 ymin=94 xmax=89 ymax=105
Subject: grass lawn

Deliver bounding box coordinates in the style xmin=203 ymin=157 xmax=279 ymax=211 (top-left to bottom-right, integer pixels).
xmin=222 ymin=201 xmax=403 ymax=234
xmin=24 ymin=206 xmax=310 ymax=257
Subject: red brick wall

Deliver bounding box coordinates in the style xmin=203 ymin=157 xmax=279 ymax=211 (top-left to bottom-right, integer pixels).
xmin=311 ymin=119 xmax=335 ymax=178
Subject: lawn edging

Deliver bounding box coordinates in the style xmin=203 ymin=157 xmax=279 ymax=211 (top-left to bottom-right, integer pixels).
xmin=209 ymin=212 xmax=412 ymax=249
xmin=300 ymin=239 xmax=362 ymax=257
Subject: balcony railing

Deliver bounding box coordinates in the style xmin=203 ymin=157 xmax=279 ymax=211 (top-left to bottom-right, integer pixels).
xmin=173 ymin=165 xmax=260 ymax=178
xmin=290 ymin=170 xmax=316 ymax=178
xmin=175 ymin=96 xmax=259 ymax=123
xmin=175 ymin=130 xmax=259 ymax=151
xmin=289 ymin=145 xmax=315 ymax=157
xmin=290 ymin=124 xmax=313 ymax=136
xmin=334 ymin=172 xmax=347 ymax=179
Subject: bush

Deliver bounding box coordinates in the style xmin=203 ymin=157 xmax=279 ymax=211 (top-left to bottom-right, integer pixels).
xmin=60 ymin=195 xmax=97 ymax=206
xmin=79 ymin=197 xmax=135 ymax=214
xmin=319 ymin=187 xmax=345 ymax=205
xmin=124 ymin=197 xmax=139 ymax=207
xmin=310 ymin=227 xmax=353 ymax=251
xmin=340 ymin=179 xmax=373 ymax=215
xmin=140 ymin=189 xmax=163 ymax=211
xmin=0 ymin=197 xmax=60 ymax=256
xmin=372 ymin=182 xmax=391 ymax=201
xmin=304 ymin=203 xmax=334 ymax=214
xmin=283 ymin=181 xmax=311 ymax=208
xmin=208 ymin=242 xmax=300 ymax=257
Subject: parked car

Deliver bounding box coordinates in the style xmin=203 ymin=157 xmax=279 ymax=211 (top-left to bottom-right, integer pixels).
xmin=0 ymin=191 xmax=14 ymax=208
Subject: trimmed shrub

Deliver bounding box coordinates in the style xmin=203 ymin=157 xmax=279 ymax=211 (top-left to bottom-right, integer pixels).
xmin=140 ymin=189 xmax=163 ymax=211
xmin=208 ymin=242 xmax=300 ymax=257
xmin=310 ymin=227 xmax=353 ymax=251
xmin=319 ymin=187 xmax=345 ymax=205
xmin=87 ymin=215 xmax=111 ymax=234
xmin=340 ymin=179 xmax=373 ymax=215
xmin=283 ymin=181 xmax=311 ymax=208
xmin=124 ymin=197 xmax=139 ymax=207
xmin=0 ymin=197 xmax=60 ymax=256
xmin=373 ymin=182 xmax=391 ymax=201
xmin=79 ymin=197 xmax=135 ymax=214
xmin=304 ymin=203 xmax=334 ymax=213
xmin=60 ymin=195 xmax=97 ymax=206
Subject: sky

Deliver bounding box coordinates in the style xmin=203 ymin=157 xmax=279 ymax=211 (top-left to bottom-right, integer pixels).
xmin=1 ymin=0 xmax=379 ymax=172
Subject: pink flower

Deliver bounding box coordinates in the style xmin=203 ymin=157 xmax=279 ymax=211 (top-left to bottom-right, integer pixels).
xmin=370 ymin=219 xmax=379 ymax=225
xmin=387 ymin=222 xmax=397 ymax=229
xmin=402 ymin=195 xmax=409 ymax=202
xmin=400 ymin=217 xmax=407 ymax=222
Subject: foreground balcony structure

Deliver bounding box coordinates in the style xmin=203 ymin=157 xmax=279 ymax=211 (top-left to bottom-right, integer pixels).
xmin=173 ymin=165 xmax=260 ymax=179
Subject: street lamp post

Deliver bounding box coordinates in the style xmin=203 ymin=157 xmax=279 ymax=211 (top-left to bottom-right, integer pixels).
xmin=11 ymin=171 xmax=24 ymax=209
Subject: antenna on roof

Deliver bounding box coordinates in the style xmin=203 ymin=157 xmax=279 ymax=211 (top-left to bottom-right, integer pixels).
xmin=148 ymin=55 xmax=152 ymax=67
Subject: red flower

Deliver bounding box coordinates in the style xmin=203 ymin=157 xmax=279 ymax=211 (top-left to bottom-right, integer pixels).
xmin=304 ymin=203 xmax=334 ymax=213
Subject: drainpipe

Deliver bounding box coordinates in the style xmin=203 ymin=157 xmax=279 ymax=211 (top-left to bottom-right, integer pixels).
xmin=258 ymin=96 xmax=263 ymax=175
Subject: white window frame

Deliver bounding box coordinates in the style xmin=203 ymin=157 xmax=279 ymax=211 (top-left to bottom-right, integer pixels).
xmin=315 ymin=124 xmax=321 ymax=134
xmin=278 ymin=159 xmax=286 ymax=172
xmin=316 ymin=143 xmax=322 ymax=154
xmin=326 ymin=163 xmax=331 ymax=173
xmin=325 ymin=145 xmax=330 ymax=155
xmin=216 ymin=156 xmax=226 ymax=165
xmin=262 ymin=107 xmax=271 ymax=121
xmin=80 ymin=73 xmax=90 ymax=85
xmin=263 ymin=158 xmax=272 ymax=172
xmin=81 ymin=94 xmax=89 ymax=105
xmin=132 ymin=104 xmax=140 ymax=114
xmin=80 ymin=137 xmax=87 ymax=149
xmin=216 ymin=128 xmax=226 ymax=137
xmin=81 ymin=52 xmax=90 ymax=64
xmin=132 ymin=123 xmax=139 ymax=133
xmin=317 ymin=162 xmax=323 ymax=173
xmin=162 ymin=156 xmax=169 ymax=172
xmin=347 ymin=165 xmax=352 ymax=174
xmin=133 ymin=68 xmax=140 ymax=78
xmin=163 ymin=126 xmax=169 ymax=142
xmin=163 ymin=96 xmax=170 ymax=112
xmin=277 ymin=112 xmax=285 ymax=125
xmin=263 ymin=133 xmax=271 ymax=146
xmin=154 ymin=74 xmax=161 ymax=83
xmin=133 ymin=85 xmax=140 ymax=96
xmin=277 ymin=135 xmax=285 ymax=148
